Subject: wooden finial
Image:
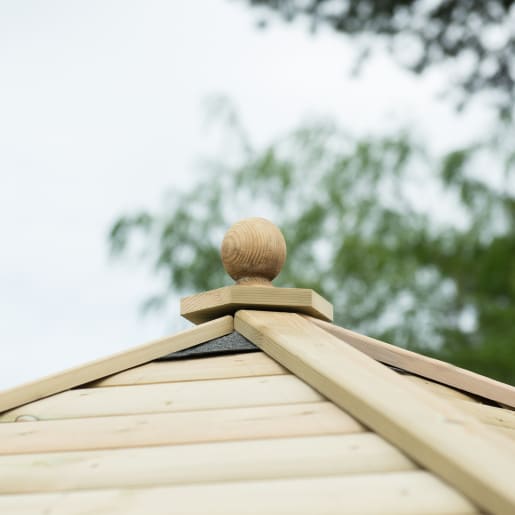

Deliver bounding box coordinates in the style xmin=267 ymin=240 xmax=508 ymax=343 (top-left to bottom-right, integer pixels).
xmin=181 ymin=218 xmax=332 ymax=324
xmin=221 ymin=218 xmax=287 ymax=286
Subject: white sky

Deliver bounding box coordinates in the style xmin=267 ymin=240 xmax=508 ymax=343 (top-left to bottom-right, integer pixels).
xmin=0 ymin=0 xmax=495 ymax=390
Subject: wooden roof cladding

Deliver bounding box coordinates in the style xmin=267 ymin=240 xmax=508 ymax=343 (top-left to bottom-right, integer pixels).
xmin=1 ymin=217 xmax=515 ymax=515
xmin=0 ymin=347 xmax=477 ymax=515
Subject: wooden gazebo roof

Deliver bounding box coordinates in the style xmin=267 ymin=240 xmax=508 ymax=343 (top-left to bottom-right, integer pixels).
xmin=1 ymin=218 xmax=514 ymax=515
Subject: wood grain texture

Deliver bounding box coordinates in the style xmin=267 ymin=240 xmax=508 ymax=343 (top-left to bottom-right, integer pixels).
xmin=221 ymin=217 xmax=286 ymax=286
xmin=496 ymin=426 xmax=515 ymax=441
xmin=0 ymin=401 xmax=362 ymax=455
xmin=236 ymin=310 xmax=515 ymax=515
xmin=0 ymin=471 xmax=478 ymax=515
xmin=403 ymin=374 xmax=515 ymax=432
xmin=181 ymin=285 xmax=333 ymax=324
xmin=402 ymin=375 xmax=476 ymax=402
xmin=448 ymin=399 xmax=515 ymax=431
xmin=0 ymin=433 xmax=416 ymax=494
xmin=0 ymin=375 xmax=323 ymax=422
xmin=0 ymin=316 xmax=233 ymax=415
xmin=89 ymin=352 xmax=287 ymax=387
xmin=307 ymin=316 xmax=515 ymax=409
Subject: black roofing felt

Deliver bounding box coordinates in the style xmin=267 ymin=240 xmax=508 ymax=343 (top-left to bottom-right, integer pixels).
xmin=157 ymin=331 xmax=258 ymax=360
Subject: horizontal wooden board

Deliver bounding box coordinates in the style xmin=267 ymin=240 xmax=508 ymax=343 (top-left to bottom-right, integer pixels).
xmin=308 ymin=316 xmax=515 ymax=409
xmin=181 ymin=285 xmax=333 ymax=324
xmin=0 ymin=402 xmax=362 ymax=455
xmin=238 ymin=311 xmax=515 ymax=515
xmin=89 ymin=352 xmax=287 ymax=387
xmin=0 ymin=316 xmax=234 ymax=415
xmin=1 ymin=375 xmax=322 ymax=422
xmin=0 ymin=471 xmax=477 ymax=515
xmin=0 ymin=433 xmax=416 ymax=494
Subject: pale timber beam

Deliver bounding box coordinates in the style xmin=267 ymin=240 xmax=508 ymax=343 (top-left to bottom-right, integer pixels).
xmin=0 ymin=316 xmax=233 ymax=414
xmin=0 ymin=402 xmax=361 ymax=455
xmin=0 ymin=472 xmax=477 ymax=515
xmin=0 ymin=433 xmax=416 ymax=494
xmin=236 ymin=310 xmax=515 ymax=515
xmin=0 ymin=375 xmax=323 ymax=422
xmin=307 ymin=316 xmax=515 ymax=409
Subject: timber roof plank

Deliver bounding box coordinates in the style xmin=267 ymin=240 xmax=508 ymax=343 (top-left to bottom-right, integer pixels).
xmin=0 ymin=316 xmax=234 ymax=414
xmin=308 ymin=316 xmax=515 ymax=409
xmin=0 ymin=401 xmax=362 ymax=455
xmin=88 ymin=352 xmax=288 ymax=387
xmin=0 ymin=375 xmax=323 ymax=422
xmin=236 ymin=310 xmax=515 ymax=515
xmin=0 ymin=471 xmax=478 ymax=515
xmin=0 ymin=433 xmax=416 ymax=494
xmin=0 ymin=472 xmax=478 ymax=515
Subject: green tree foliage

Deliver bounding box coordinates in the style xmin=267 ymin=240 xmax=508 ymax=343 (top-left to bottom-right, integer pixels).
xmin=110 ymin=107 xmax=515 ymax=384
xmin=244 ymin=0 xmax=515 ymax=114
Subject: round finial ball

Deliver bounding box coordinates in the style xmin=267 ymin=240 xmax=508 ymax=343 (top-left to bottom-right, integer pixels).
xmin=221 ymin=218 xmax=287 ymax=286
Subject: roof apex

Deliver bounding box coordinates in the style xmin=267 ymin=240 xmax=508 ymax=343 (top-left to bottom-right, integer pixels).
xmin=181 ymin=218 xmax=333 ymax=324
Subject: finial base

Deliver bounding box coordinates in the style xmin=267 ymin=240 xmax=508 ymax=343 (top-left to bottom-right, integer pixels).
xmin=181 ymin=285 xmax=333 ymax=325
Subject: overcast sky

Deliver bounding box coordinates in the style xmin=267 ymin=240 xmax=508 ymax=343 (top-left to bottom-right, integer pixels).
xmin=0 ymin=0 xmax=495 ymax=390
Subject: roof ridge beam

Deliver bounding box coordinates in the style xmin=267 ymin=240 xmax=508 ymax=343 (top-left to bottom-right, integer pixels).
xmin=0 ymin=316 xmax=233 ymax=414
xmin=235 ymin=310 xmax=515 ymax=515
xmin=307 ymin=316 xmax=515 ymax=409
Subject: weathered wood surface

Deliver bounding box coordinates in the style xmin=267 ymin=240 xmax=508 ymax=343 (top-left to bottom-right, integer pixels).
xmin=0 ymin=471 xmax=477 ymax=515
xmin=1 ymin=375 xmax=322 ymax=422
xmin=0 ymin=401 xmax=362 ymax=455
xmin=308 ymin=316 xmax=515 ymax=409
xmin=0 ymin=433 xmax=416 ymax=494
xmin=0 ymin=316 xmax=234 ymax=414
xmin=237 ymin=311 xmax=515 ymax=515
xmin=90 ymin=352 xmax=287 ymax=387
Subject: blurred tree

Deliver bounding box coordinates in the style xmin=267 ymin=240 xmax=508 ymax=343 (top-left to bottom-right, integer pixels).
xmin=110 ymin=104 xmax=515 ymax=384
xmin=243 ymin=0 xmax=515 ymax=115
